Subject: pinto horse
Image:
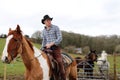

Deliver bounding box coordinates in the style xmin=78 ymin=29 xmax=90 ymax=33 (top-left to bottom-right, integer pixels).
xmin=1 ymin=25 xmax=77 ymax=80
xmin=75 ymin=50 xmax=98 ymax=78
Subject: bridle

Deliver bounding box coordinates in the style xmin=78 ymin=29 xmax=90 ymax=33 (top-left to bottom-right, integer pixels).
xmin=9 ymin=38 xmax=22 ymax=60
xmin=30 ymin=53 xmax=42 ymax=61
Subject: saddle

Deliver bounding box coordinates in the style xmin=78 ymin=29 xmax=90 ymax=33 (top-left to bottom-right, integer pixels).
xmin=43 ymin=49 xmax=73 ymax=73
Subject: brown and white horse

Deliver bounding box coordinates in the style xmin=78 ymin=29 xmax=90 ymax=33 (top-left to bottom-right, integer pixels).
xmin=1 ymin=25 xmax=77 ymax=80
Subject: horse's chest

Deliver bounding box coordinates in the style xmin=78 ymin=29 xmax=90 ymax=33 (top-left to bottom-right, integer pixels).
xmin=33 ymin=47 xmax=50 ymax=80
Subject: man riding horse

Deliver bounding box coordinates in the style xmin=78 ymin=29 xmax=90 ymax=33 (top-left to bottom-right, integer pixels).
xmin=41 ymin=15 xmax=66 ymax=80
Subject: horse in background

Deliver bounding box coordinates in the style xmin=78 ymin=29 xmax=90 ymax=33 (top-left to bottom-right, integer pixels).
xmin=97 ymin=50 xmax=110 ymax=79
xmin=75 ymin=50 xmax=98 ymax=79
xmin=1 ymin=25 xmax=77 ymax=80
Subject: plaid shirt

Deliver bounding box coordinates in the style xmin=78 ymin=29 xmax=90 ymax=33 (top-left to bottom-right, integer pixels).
xmin=41 ymin=24 xmax=62 ymax=48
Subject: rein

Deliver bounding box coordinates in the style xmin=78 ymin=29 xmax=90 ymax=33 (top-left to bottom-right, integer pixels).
xmin=16 ymin=47 xmax=43 ymax=62
xmin=30 ymin=53 xmax=42 ymax=62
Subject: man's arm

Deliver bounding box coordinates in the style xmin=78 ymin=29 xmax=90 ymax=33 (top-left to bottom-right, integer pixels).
xmin=54 ymin=26 xmax=62 ymax=45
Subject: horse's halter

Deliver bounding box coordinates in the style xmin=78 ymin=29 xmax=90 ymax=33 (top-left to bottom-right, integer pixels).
xmin=91 ymin=53 xmax=98 ymax=61
xmin=86 ymin=53 xmax=92 ymax=60
xmin=86 ymin=52 xmax=97 ymax=61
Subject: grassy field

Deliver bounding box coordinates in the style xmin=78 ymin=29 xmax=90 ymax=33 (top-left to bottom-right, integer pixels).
xmin=0 ymin=38 xmax=120 ymax=78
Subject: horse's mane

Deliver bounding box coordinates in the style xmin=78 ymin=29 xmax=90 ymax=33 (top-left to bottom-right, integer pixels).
xmin=24 ymin=37 xmax=34 ymax=52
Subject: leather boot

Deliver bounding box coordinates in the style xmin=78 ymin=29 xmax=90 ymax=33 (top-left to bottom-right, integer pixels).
xmin=58 ymin=62 xmax=66 ymax=80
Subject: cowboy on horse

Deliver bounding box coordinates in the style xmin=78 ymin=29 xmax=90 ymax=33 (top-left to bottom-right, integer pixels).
xmin=41 ymin=15 xmax=66 ymax=80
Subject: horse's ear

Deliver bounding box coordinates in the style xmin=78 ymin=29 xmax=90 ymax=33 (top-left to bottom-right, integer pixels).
xmin=16 ymin=24 xmax=22 ymax=33
xmin=90 ymin=49 xmax=92 ymax=52
xmin=9 ymin=28 xmax=11 ymax=32
xmin=93 ymin=50 xmax=96 ymax=53
xmin=90 ymin=49 xmax=96 ymax=53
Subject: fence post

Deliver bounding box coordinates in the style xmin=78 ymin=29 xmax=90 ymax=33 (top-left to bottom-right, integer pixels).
xmin=114 ymin=52 xmax=117 ymax=80
xmin=4 ymin=64 xmax=6 ymax=80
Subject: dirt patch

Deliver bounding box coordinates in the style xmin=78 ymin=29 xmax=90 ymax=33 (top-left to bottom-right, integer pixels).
xmin=0 ymin=74 xmax=120 ymax=80
xmin=0 ymin=75 xmax=24 ymax=80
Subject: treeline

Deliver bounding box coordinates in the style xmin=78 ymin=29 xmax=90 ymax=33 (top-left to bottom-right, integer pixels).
xmin=60 ymin=31 xmax=120 ymax=54
xmin=31 ymin=31 xmax=120 ymax=54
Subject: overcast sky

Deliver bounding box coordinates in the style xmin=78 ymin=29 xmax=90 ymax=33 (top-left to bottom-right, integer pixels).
xmin=0 ymin=0 xmax=120 ymax=37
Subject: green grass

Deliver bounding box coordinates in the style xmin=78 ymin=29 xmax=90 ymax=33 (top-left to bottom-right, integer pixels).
xmin=0 ymin=62 xmax=25 ymax=76
xmin=108 ymin=55 xmax=120 ymax=73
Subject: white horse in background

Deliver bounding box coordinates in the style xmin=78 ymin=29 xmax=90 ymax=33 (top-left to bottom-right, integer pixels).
xmin=97 ymin=50 xmax=110 ymax=79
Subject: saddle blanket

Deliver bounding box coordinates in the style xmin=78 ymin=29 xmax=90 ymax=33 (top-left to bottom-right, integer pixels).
xmin=62 ymin=53 xmax=73 ymax=67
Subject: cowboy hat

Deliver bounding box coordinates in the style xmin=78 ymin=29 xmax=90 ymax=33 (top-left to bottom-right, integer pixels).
xmin=41 ymin=15 xmax=53 ymax=24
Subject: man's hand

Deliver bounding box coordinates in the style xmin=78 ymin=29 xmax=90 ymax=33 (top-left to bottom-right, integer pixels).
xmin=45 ymin=42 xmax=55 ymax=48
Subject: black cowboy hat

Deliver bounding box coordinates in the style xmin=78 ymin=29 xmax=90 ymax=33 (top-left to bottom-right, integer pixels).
xmin=41 ymin=15 xmax=53 ymax=24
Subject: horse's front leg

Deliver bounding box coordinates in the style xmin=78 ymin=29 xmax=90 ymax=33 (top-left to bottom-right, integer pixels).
xmin=89 ymin=69 xmax=93 ymax=79
xmin=24 ymin=73 xmax=32 ymax=80
xmin=24 ymin=71 xmax=34 ymax=80
xmin=24 ymin=71 xmax=28 ymax=80
xmin=86 ymin=69 xmax=93 ymax=79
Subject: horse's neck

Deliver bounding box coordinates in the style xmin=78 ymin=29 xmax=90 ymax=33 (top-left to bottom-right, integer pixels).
xmin=87 ymin=59 xmax=94 ymax=64
xmin=85 ymin=58 xmax=94 ymax=67
xmin=101 ymin=55 xmax=107 ymax=60
xmin=21 ymin=38 xmax=36 ymax=70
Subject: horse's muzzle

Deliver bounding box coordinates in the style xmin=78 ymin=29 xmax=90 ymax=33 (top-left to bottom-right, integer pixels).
xmin=3 ymin=56 xmax=10 ymax=64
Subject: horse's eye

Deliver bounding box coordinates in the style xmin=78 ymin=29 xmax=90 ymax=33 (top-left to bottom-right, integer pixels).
xmin=13 ymin=38 xmax=18 ymax=41
xmin=15 ymin=39 xmax=18 ymax=41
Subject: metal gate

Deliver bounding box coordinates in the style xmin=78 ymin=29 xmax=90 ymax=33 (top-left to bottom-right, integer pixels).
xmin=76 ymin=59 xmax=109 ymax=80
